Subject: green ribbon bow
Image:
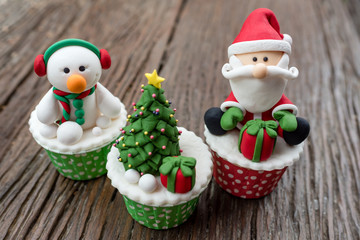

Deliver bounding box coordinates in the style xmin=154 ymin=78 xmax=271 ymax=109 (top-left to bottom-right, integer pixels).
xmin=239 ymin=119 xmax=278 ymax=162
xmin=159 ymin=156 xmax=196 ymax=193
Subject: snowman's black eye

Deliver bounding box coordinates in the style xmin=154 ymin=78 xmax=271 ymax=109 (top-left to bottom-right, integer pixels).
xmin=263 ymin=57 xmax=268 ymax=62
xmin=64 ymin=67 xmax=70 ymax=74
xmin=253 ymin=57 xmax=257 ymax=62
xmin=79 ymin=66 xmax=85 ymax=72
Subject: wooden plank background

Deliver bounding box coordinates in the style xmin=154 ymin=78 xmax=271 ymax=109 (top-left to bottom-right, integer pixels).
xmin=0 ymin=0 xmax=359 ymax=239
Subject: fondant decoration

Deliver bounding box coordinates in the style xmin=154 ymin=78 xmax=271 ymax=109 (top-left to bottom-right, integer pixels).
xmin=34 ymin=39 xmax=122 ymax=145
xmin=124 ymin=169 xmax=141 ymax=184
xmin=138 ymin=174 xmax=157 ymax=192
xmin=117 ymin=70 xmax=180 ymax=175
xmin=107 ymin=127 xmax=213 ymax=229
xmin=159 ymin=156 xmax=196 ymax=193
xmin=204 ymin=8 xmax=309 ymax=155
xmin=239 ymin=119 xmax=278 ymax=162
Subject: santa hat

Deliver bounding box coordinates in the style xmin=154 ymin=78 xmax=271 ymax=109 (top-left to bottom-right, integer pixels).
xmin=228 ymin=8 xmax=292 ymax=58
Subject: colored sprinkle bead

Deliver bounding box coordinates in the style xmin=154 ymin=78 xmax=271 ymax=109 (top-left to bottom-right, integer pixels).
xmin=120 ymin=128 xmax=123 ymax=131
xmin=176 ymin=119 xmax=178 ymax=122
xmin=135 ymin=114 xmax=138 ymax=117
xmin=120 ymin=137 xmax=124 ymax=140
xmin=113 ymin=143 xmax=116 ymax=147
xmin=122 ymin=130 xmax=125 ymax=134
xmin=127 ymin=115 xmax=131 ymax=118
xmin=161 ymin=128 xmax=165 ymax=133
xmin=180 ymin=149 xmax=183 ymax=152
xmin=170 ymin=114 xmax=174 ymax=118
xmin=126 ymin=119 xmax=129 ymax=122
xmin=128 ymin=164 xmax=132 ymax=168
xmin=162 ymin=146 xmax=166 ymax=149
xmin=141 ymin=89 xmax=144 ymax=92
xmin=173 ymin=108 xmax=177 ymax=112
xmin=156 ymin=109 xmax=159 ymax=112
xmin=139 ymin=112 xmax=143 ymax=115
xmin=136 ymin=142 xmax=139 ymax=146
xmin=178 ymin=130 xmax=182 ymax=134
xmin=128 ymin=153 xmax=132 ymax=157
xmin=155 ymin=112 xmax=159 ymax=115
xmin=141 ymin=107 xmax=145 ymax=110
xmin=131 ymin=129 xmax=135 ymax=132
xmin=148 ymin=152 xmax=152 ymax=156
xmin=144 ymin=131 xmax=148 ymax=135
xmin=132 ymin=102 xmax=136 ymax=106
xmin=122 ymin=144 xmax=126 ymax=147
xmin=115 ymin=140 xmax=119 ymax=143
xmin=152 ymin=94 xmax=156 ymax=98
xmin=141 ymin=172 xmax=144 ymax=176
xmin=141 ymin=84 xmax=144 ymax=87
xmin=118 ymin=158 xmax=122 ymax=162
xmin=165 ymin=100 xmax=169 ymax=104
xmin=150 ymin=135 xmax=154 ymax=139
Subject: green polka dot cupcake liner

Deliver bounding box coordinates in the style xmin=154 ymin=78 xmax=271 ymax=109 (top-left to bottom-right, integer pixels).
xmin=122 ymin=195 xmax=199 ymax=230
xmin=46 ymin=140 xmax=116 ymax=180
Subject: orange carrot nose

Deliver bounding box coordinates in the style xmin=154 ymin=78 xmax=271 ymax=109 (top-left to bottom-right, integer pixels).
xmin=67 ymin=74 xmax=86 ymax=93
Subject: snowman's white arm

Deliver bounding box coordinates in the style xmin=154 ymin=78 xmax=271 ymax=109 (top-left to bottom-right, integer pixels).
xmin=96 ymin=83 xmax=121 ymax=118
xmin=36 ymin=89 xmax=61 ymax=124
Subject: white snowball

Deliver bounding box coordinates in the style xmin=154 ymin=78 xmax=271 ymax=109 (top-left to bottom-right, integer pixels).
xmin=39 ymin=123 xmax=58 ymax=139
xmin=96 ymin=116 xmax=111 ymax=128
xmin=92 ymin=127 xmax=102 ymax=136
xmin=57 ymin=121 xmax=83 ymax=145
xmin=138 ymin=174 xmax=157 ymax=193
xmin=124 ymin=169 xmax=140 ymax=184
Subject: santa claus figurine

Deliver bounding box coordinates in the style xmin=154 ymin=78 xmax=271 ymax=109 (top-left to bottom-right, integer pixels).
xmin=205 ymin=8 xmax=310 ymax=147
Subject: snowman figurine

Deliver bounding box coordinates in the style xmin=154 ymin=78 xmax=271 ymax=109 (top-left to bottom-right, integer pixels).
xmin=34 ymin=39 xmax=122 ymax=145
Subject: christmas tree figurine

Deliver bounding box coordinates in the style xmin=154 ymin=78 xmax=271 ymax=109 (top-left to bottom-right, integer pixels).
xmin=117 ymin=70 xmax=181 ymax=192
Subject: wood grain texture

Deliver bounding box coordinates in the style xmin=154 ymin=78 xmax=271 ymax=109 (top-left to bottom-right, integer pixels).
xmin=0 ymin=0 xmax=359 ymax=239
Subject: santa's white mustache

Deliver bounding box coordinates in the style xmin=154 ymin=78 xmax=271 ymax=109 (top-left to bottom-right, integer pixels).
xmin=222 ymin=63 xmax=299 ymax=80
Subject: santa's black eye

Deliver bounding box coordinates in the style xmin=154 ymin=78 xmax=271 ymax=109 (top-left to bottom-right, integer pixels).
xmin=64 ymin=67 xmax=70 ymax=74
xmin=263 ymin=57 xmax=268 ymax=62
xmin=79 ymin=66 xmax=85 ymax=72
xmin=252 ymin=57 xmax=257 ymax=62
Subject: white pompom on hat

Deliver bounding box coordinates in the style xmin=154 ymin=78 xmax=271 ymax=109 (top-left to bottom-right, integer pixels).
xmin=228 ymin=8 xmax=292 ymax=58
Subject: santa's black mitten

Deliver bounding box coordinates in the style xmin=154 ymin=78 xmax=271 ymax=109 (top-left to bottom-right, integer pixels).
xmin=283 ymin=117 xmax=310 ymax=145
xmin=204 ymin=107 xmax=227 ymax=135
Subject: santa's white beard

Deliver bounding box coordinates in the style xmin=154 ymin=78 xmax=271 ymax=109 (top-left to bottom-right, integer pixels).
xmin=222 ymin=55 xmax=299 ymax=113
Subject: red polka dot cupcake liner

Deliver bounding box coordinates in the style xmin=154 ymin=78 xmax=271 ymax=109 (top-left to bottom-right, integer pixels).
xmin=211 ymin=150 xmax=287 ymax=198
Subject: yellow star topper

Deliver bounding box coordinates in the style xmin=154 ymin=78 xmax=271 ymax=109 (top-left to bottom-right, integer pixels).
xmin=145 ymin=70 xmax=165 ymax=89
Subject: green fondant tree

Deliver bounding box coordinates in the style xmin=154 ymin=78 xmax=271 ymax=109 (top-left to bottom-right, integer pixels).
xmin=117 ymin=70 xmax=180 ymax=175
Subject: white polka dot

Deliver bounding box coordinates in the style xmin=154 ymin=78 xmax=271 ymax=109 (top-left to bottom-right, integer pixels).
xmin=218 ymin=176 xmax=223 ymax=182
xmin=57 ymin=163 xmax=63 ymax=167
xmin=139 ymin=221 xmax=144 ymax=224
xmin=98 ymin=168 xmax=103 ymax=173
xmin=242 ymin=186 xmax=247 ymax=189
xmin=148 ymin=216 xmax=154 ymax=219
xmin=217 ymin=169 xmax=222 ymax=174
xmin=258 ymin=170 xmax=264 ymax=174
xmin=100 ymin=161 xmax=105 ymax=165
xmin=246 ymin=191 xmax=252 ymax=194
xmin=276 ymin=170 xmax=282 ymax=174
xmin=166 ymin=216 xmax=171 ymax=219
xmin=162 ymin=226 xmax=167 ymax=229
xmin=61 ymin=155 xmax=67 ymax=159
xmin=51 ymin=155 xmax=58 ymax=160
xmin=223 ymin=180 xmax=228 ymax=185
xmin=158 ymin=214 xmax=164 ymax=218
xmin=250 ymin=176 xmax=257 ymax=180
xmin=74 ymin=175 xmax=79 ymax=178
xmin=96 ymin=149 xmax=101 ymax=153
xmin=75 ymin=154 xmax=80 ymax=157
xmin=255 ymin=193 xmax=260 ymax=197
xmin=81 ymin=153 xmax=87 ymax=157
xmin=68 ymin=160 xmax=73 ymax=164
xmin=264 ymin=191 xmax=268 ymax=195
xmin=86 ymin=161 xmax=92 ymax=165
xmin=226 ymin=189 xmax=232 ymax=193
xmin=156 ymin=220 xmax=160 ymax=223
xmin=91 ymin=168 xmax=96 ymax=172
xmin=235 ymin=179 xmax=241 ymax=184
xmin=138 ymin=213 xmax=143 ymax=216
xmin=244 ymin=176 xmax=248 ymax=180
xmin=166 ymin=210 xmax=172 ymax=213
xmin=237 ymin=169 xmax=243 ymax=174
xmin=79 ymin=172 xmax=85 ymax=175
xmin=94 ymin=156 xmax=99 ymax=160
xmin=87 ymin=175 xmax=92 ymax=179
xmin=228 ymin=174 xmax=234 ymax=178
xmin=137 ymin=204 xmax=142 ymax=208
xmin=144 ymin=207 xmax=150 ymax=211
xmin=129 ymin=205 xmax=135 ymax=209
xmin=216 ymin=161 xmax=221 ymax=166
xmin=234 ymin=189 xmax=239 ymax=193
xmin=181 ymin=205 xmax=186 ymax=210
xmin=261 ymin=180 xmax=268 ymax=184
xmin=224 ymin=164 xmax=230 ymax=170
xmin=253 ymin=184 xmax=259 ymax=188
xmin=266 ymin=173 xmax=272 ymax=177
xmin=258 ymin=187 xmax=263 ymax=191
xmin=77 ymin=163 xmax=83 ymax=167
xmin=240 ymin=195 xmax=246 ymax=198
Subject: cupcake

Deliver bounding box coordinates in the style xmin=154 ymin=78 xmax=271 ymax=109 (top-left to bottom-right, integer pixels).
xmin=204 ymin=9 xmax=310 ymax=198
xmin=106 ymin=70 xmax=212 ymax=229
xmin=29 ymin=39 xmax=127 ymax=180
